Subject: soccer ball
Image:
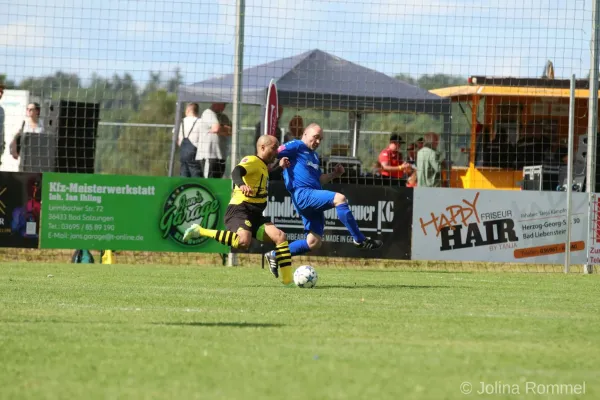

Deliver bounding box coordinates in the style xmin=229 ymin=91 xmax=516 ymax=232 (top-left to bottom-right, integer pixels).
xmin=293 ymin=265 xmax=318 ymax=288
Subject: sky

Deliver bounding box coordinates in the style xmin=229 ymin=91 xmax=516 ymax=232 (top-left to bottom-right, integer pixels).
xmin=0 ymin=0 xmax=593 ymax=88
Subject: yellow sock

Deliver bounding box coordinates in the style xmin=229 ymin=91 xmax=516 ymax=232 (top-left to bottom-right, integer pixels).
xmin=200 ymin=227 xmax=240 ymax=248
xmin=275 ymin=241 xmax=293 ymax=285
xmin=280 ymin=266 xmax=293 ymax=285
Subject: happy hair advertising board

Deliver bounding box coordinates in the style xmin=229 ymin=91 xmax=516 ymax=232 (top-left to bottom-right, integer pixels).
xmin=411 ymin=188 xmax=588 ymax=264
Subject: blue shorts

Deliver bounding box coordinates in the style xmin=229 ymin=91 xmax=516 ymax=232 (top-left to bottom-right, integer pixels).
xmin=292 ymin=189 xmax=336 ymax=237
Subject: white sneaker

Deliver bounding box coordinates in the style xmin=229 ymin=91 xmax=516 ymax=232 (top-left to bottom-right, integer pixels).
xmin=182 ymin=224 xmax=201 ymax=242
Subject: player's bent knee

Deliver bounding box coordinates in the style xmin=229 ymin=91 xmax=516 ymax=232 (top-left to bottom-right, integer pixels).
xmin=333 ymin=193 xmax=347 ymax=206
xmin=269 ymin=229 xmax=287 ymax=245
xmin=237 ymin=231 xmax=252 ymax=249
xmin=260 ymin=224 xmax=286 ymax=244
xmin=237 ymin=238 xmax=251 ymax=249
xmin=307 ymin=234 xmax=322 ymax=249
xmin=277 ymin=230 xmax=287 ymax=244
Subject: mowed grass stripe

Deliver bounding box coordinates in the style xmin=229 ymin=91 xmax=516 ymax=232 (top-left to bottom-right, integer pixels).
xmin=0 ymin=263 xmax=598 ymax=400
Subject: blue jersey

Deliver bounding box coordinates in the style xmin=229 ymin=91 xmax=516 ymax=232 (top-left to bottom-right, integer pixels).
xmin=278 ymin=140 xmax=322 ymax=192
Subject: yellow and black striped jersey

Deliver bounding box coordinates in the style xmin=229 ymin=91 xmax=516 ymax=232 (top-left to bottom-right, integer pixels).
xmin=230 ymin=155 xmax=269 ymax=207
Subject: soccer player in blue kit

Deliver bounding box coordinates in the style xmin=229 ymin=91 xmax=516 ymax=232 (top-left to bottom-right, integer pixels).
xmin=265 ymin=123 xmax=383 ymax=274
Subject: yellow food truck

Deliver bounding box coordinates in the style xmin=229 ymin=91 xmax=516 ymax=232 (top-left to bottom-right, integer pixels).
xmin=430 ymin=76 xmax=592 ymax=190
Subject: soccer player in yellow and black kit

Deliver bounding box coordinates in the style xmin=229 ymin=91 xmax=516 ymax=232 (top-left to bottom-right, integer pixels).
xmin=183 ymin=135 xmax=294 ymax=285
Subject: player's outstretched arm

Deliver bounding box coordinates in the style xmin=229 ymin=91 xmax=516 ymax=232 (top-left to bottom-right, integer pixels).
xmin=278 ymin=157 xmax=291 ymax=169
xmin=267 ymin=157 xmax=290 ymax=173
xmin=320 ymin=163 xmax=344 ymax=185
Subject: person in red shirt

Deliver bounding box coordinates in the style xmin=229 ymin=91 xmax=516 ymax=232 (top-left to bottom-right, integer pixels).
xmin=378 ymin=133 xmax=411 ymax=181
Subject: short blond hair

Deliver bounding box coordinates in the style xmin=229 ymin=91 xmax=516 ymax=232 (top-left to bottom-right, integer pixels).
xmin=186 ymin=102 xmax=199 ymax=115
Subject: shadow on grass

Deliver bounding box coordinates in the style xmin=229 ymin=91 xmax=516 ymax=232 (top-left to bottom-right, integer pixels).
xmin=2 ymin=320 xmax=284 ymax=328
xmin=155 ymin=322 xmax=284 ymax=328
xmin=316 ymin=284 xmax=466 ymax=290
xmin=360 ymin=270 xmax=474 ymax=274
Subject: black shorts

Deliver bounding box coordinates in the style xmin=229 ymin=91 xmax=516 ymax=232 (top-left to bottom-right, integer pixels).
xmin=224 ymin=202 xmax=269 ymax=238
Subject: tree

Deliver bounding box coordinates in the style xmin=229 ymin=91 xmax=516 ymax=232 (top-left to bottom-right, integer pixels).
xmin=142 ymin=71 xmax=162 ymax=97
xmin=416 ymin=74 xmax=465 ymax=90
xmin=394 ymin=73 xmax=465 ymax=90
xmin=166 ymin=68 xmax=183 ymax=94
xmin=394 ymin=73 xmax=417 ymax=86
xmin=108 ymin=89 xmax=178 ymax=176
xmin=109 ymin=73 xmax=141 ymax=117
xmin=19 ymin=71 xmax=80 ymax=97
xmin=0 ymin=74 xmax=16 ymax=88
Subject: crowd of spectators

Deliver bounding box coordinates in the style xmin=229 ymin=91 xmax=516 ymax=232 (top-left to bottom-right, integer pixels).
xmin=2 ymin=97 xmax=447 ymax=189
xmin=373 ymin=131 xmax=444 ymax=188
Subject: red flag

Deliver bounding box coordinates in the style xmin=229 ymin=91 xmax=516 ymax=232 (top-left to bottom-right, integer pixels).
xmin=264 ymin=79 xmax=279 ymax=137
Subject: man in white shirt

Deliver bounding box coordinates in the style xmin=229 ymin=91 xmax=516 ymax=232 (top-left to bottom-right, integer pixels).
xmin=196 ymin=103 xmax=232 ymax=178
xmin=177 ymin=102 xmax=203 ymax=177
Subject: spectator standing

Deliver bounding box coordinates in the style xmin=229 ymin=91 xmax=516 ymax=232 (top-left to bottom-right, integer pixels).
xmin=10 ymin=102 xmax=44 ymax=160
xmin=415 ymin=137 xmax=424 ymax=151
xmin=196 ymin=103 xmax=232 ymax=178
xmin=416 ymin=132 xmax=444 ymax=188
xmin=377 ymin=132 xmax=410 ymax=185
xmin=177 ymin=102 xmax=203 ymax=177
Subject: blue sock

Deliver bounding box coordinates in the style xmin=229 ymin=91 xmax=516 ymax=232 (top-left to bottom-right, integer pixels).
xmin=289 ymin=239 xmax=311 ymax=256
xmin=336 ymin=203 xmax=366 ymax=243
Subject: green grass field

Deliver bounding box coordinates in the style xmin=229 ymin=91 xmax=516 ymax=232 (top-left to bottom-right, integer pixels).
xmin=0 ymin=263 xmax=598 ymax=400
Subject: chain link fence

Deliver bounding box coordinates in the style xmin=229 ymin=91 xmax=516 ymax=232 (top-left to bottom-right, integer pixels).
xmin=1 ymin=0 xmax=597 ymax=272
